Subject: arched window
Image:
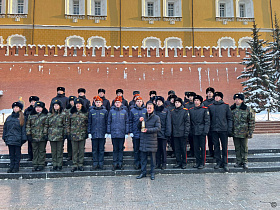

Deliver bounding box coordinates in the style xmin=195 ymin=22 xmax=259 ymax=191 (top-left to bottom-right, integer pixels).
xmin=7 ymin=34 xmax=26 ymax=46
xmin=217 ymin=37 xmax=235 ymax=57
xmin=238 ymin=37 xmax=252 ymax=48
xmin=142 ymin=37 xmax=161 ymax=57
xmin=164 ymin=37 xmax=182 ymax=57
xmin=87 ymin=36 xmax=106 ymax=56
xmin=65 ymin=35 xmax=85 ymax=56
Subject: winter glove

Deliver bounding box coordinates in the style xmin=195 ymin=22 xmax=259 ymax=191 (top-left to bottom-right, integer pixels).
xmin=125 ymin=134 xmax=129 ymax=139
xmin=88 ymin=134 xmax=92 ymax=139
xmin=27 ymin=135 xmax=33 ymax=142
xmin=64 ymin=135 xmax=68 ymax=140
xmin=130 ymin=133 xmax=134 ymax=138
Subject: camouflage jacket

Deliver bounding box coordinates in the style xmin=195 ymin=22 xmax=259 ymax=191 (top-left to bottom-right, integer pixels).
xmin=44 ymin=111 xmax=67 ymax=141
xmin=67 ymin=106 xmax=88 ymax=141
xmin=230 ymin=103 xmax=255 ymax=138
xmin=26 ymin=108 xmax=48 ymax=142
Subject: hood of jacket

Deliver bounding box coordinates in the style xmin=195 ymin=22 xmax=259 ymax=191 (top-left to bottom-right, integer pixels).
xmin=30 ymin=107 xmax=48 ymax=115
xmin=230 ymin=102 xmax=247 ymax=110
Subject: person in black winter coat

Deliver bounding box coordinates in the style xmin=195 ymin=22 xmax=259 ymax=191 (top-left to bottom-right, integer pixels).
xmin=111 ymin=89 xmax=129 ymax=110
xmin=154 ymin=96 xmax=171 ymax=170
xmin=164 ymin=90 xmax=176 ymax=108
xmin=129 ymin=96 xmax=147 ymax=170
xmin=146 ymin=90 xmax=157 ymax=104
xmin=2 ymin=102 xmax=27 ymax=173
xmin=189 ymin=95 xmax=210 ymax=169
xmin=136 ymin=103 xmax=161 ymax=180
xmin=88 ymin=96 xmax=108 ymax=170
xmin=24 ymin=96 xmax=39 ymax=161
xmin=129 ymin=91 xmax=140 ymax=110
xmin=202 ymin=87 xmax=215 ymax=157
xmin=49 ymin=87 xmax=69 ymax=111
xmin=184 ymin=92 xmax=190 ymax=104
xmin=91 ymin=89 xmax=111 ymax=111
xmin=171 ymin=97 xmax=190 ymax=169
xmin=184 ymin=92 xmax=196 ymax=109
xmin=78 ymin=88 xmax=91 ymax=111
xmin=107 ymin=96 xmax=129 ymax=170
xmin=208 ymin=92 xmax=233 ymax=172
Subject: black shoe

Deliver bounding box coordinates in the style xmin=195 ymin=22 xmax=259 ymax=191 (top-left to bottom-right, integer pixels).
xmin=243 ymin=163 xmax=248 ymax=169
xmin=37 ymin=166 xmax=44 ymax=171
xmin=214 ymin=164 xmax=221 ymax=169
xmin=7 ymin=168 xmax=13 ymax=173
xmin=224 ymin=165 xmax=230 ymax=172
xmin=181 ymin=165 xmax=186 ymax=169
xmin=51 ymin=166 xmax=58 ymax=171
xmin=78 ymin=166 xmax=84 ymax=171
xmin=57 ymin=166 xmax=62 ymax=171
xmin=32 ymin=166 xmax=38 ymax=172
xmin=136 ymin=173 xmax=146 ymax=179
xmin=134 ymin=165 xmax=140 ymax=170
xmin=112 ymin=165 xmax=117 ymax=171
xmin=91 ymin=165 xmax=98 ymax=171
xmin=12 ymin=168 xmax=19 ymax=173
xmin=198 ymin=165 xmax=204 ymax=169
xmin=71 ymin=167 xmax=77 ymax=172
xmin=193 ymin=164 xmax=199 ymax=168
xmin=173 ymin=164 xmax=181 ymax=169
xmin=171 ymin=154 xmax=175 ymax=158
xmin=99 ymin=165 xmax=106 ymax=170
xmin=234 ymin=163 xmax=243 ymax=168
xmin=119 ymin=165 xmax=124 ymax=170
xmin=67 ymin=157 xmax=72 ymax=161
xmin=150 ymin=173 xmax=155 ymax=180
xmin=155 ymin=165 xmax=161 ymax=169
xmin=27 ymin=158 xmax=32 ymax=161
xmin=161 ymin=165 xmax=166 ymax=170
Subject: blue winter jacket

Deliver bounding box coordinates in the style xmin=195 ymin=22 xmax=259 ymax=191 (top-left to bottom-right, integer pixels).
xmin=2 ymin=112 xmax=27 ymax=147
xmin=107 ymin=106 xmax=129 ymax=138
xmin=129 ymin=105 xmax=147 ymax=139
xmin=88 ymin=106 xmax=108 ymax=139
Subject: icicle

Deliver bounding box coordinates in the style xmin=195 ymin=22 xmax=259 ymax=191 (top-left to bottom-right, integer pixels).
xmin=152 ymin=68 xmax=155 ymax=71
xmin=87 ymin=68 xmax=90 ymax=71
xmin=10 ymin=68 xmax=12 ymax=71
xmin=235 ymin=67 xmax=237 ymax=72
xmin=226 ymin=68 xmax=229 ymax=83
xmin=49 ymin=69 xmax=51 ymax=75
xmin=198 ymin=68 xmax=202 ymax=92
xmin=180 ymin=68 xmax=183 ymax=72
xmin=216 ymin=69 xmax=219 ymax=82
xmin=189 ymin=67 xmax=191 ymax=72
xmin=161 ymin=68 xmax=164 ymax=75
xmin=29 ymin=68 xmax=32 ymax=73
xmin=124 ymin=70 xmax=127 ymax=79
xmin=207 ymin=68 xmax=210 ymax=86
xmin=143 ymin=73 xmax=145 ymax=80
xmin=107 ymin=70 xmax=109 ymax=75
xmin=97 ymin=68 xmax=99 ymax=73
xmin=38 ymin=65 xmax=43 ymax=72
xmin=134 ymin=68 xmax=136 ymax=71
xmin=171 ymin=68 xmax=173 ymax=76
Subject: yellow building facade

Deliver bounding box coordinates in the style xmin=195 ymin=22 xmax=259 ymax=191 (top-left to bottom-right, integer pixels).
xmin=0 ymin=0 xmax=279 ymax=50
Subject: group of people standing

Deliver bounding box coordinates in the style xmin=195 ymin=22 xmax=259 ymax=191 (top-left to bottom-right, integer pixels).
xmin=2 ymin=86 xmax=255 ymax=180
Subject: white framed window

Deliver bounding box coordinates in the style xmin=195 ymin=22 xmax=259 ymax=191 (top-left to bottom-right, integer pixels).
xmin=87 ymin=0 xmax=107 ymax=22
xmin=65 ymin=0 xmax=85 ymax=16
xmin=7 ymin=34 xmax=26 ymax=46
xmin=94 ymin=0 xmax=101 ymax=15
xmin=87 ymin=36 xmax=106 ymax=56
xmin=147 ymin=2 xmax=154 ymax=16
xmin=219 ymin=3 xmax=225 ymax=17
xmin=73 ymin=0 xmax=79 ymax=14
xmin=217 ymin=37 xmax=236 ymax=57
xmin=65 ymin=35 xmax=85 ymax=56
xmin=164 ymin=37 xmax=183 ymax=57
xmin=142 ymin=0 xmax=160 ymax=17
xmin=238 ymin=37 xmax=252 ymax=48
xmin=215 ymin=0 xmax=234 ymax=18
xmin=163 ymin=0 xmax=182 ymax=17
xmin=142 ymin=37 xmax=161 ymax=57
xmin=8 ymin=0 xmax=28 ymax=15
xmin=0 ymin=0 xmax=4 ymax=14
xmin=236 ymin=0 xmax=254 ymax=19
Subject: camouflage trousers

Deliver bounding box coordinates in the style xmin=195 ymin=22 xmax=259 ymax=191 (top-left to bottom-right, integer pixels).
xmin=50 ymin=141 xmax=64 ymax=167
xmin=32 ymin=141 xmax=47 ymax=167
xmin=233 ymin=137 xmax=248 ymax=164
xmin=72 ymin=140 xmax=86 ymax=167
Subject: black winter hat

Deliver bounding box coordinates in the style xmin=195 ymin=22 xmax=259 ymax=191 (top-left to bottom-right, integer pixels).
xmin=98 ymin=88 xmax=106 ymax=94
xmin=214 ymin=92 xmax=223 ymax=99
xmin=57 ymin=87 xmax=65 ymax=92
xmin=206 ymin=87 xmax=215 ymax=94
xmin=52 ymin=99 xmax=62 ymax=107
xmin=116 ymin=89 xmax=124 ymax=94
xmin=78 ymin=88 xmax=86 ymax=94
xmin=149 ymin=90 xmax=157 ymax=96
xmin=168 ymin=90 xmax=175 ymax=95
xmin=156 ymin=96 xmax=165 ymax=104
xmin=68 ymin=96 xmax=77 ymax=102
xmin=185 ymin=92 xmax=190 ymax=96
xmin=188 ymin=92 xmax=196 ymax=97
xmin=193 ymin=95 xmax=203 ymax=103
xmin=12 ymin=102 xmax=23 ymax=110
xmin=174 ymin=97 xmax=183 ymax=105
xmin=34 ymin=101 xmax=45 ymax=109
xmin=74 ymin=98 xmax=83 ymax=105
xmin=29 ymin=96 xmax=39 ymax=103
xmin=133 ymin=90 xmax=140 ymax=95
xmin=169 ymin=94 xmax=177 ymax=100
xmin=233 ymin=93 xmax=244 ymax=101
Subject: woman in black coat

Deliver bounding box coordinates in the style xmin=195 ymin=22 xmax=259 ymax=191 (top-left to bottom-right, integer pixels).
xmin=2 ymin=102 xmax=27 ymax=173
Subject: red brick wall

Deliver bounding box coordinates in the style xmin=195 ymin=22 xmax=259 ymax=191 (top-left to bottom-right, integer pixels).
xmin=0 ymin=45 xmax=246 ymax=110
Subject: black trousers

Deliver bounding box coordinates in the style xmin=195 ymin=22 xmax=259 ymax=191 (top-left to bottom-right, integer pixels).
xmin=67 ymin=139 xmax=72 ymax=158
xmin=156 ymin=138 xmax=167 ymax=166
xmin=140 ymin=151 xmax=156 ymax=175
xmin=112 ymin=138 xmax=125 ymax=166
xmin=188 ymin=134 xmax=194 ymax=156
xmin=168 ymin=136 xmax=175 ymax=154
xmin=174 ymin=136 xmax=187 ymax=166
xmin=207 ymin=132 xmax=214 ymax=156
xmin=132 ymin=138 xmax=141 ymax=167
xmin=8 ymin=145 xmax=21 ymax=170
xmin=28 ymin=141 xmax=33 ymax=159
xmin=212 ymin=131 xmax=228 ymax=166
xmin=92 ymin=138 xmax=106 ymax=167
xmin=193 ymin=135 xmax=206 ymax=166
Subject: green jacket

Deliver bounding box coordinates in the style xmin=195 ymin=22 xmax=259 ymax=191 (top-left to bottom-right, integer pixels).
xmin=67 ymin=106 xmax=88 ymax=141
xmin=26 ymin=108 xmax=48 ymax=142
xmin=44 ymin=111 xmax=67 ymax=141
xmin=230 ymin=103 xmax=255 ymax=138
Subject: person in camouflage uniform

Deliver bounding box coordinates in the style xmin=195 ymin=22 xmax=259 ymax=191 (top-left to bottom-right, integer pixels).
xmin=44 ymin=100 xmax=67 ymax=171
xmin=230 ymin=93 xmax=255 ymax=169
xmin=64 ymin=96 xmax=77 ymax=161
xmin=67 ymin=98 xmax=88 ymax=172
xmin=26 ymin=101 xmax=48 ymax=171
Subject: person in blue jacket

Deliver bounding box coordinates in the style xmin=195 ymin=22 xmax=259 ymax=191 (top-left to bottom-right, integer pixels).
xmin=2 ymin=102 xmax=27 ymax=173
xmin=88 ymin=96 xmax=108 ymax=170
xmin=107 ymin=96 xmax=129 ymax=171
xmin=129 ymin=96 xmax=147 ymax=170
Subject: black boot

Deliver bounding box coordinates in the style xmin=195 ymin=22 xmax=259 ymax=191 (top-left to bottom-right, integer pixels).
xmin=136 ymin=173 xmax=146 ymax=179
